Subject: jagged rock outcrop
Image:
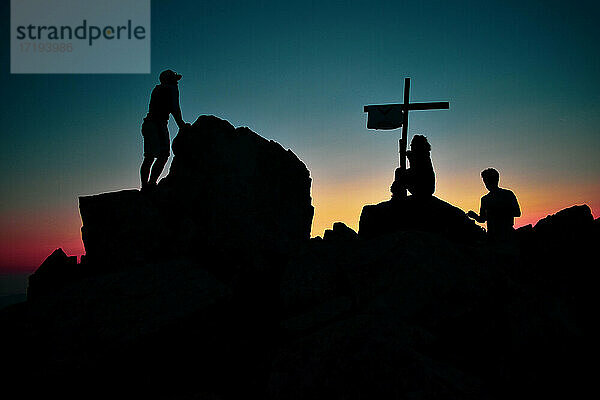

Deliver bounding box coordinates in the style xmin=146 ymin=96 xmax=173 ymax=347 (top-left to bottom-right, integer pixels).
xmin=533 ymin=204 xmax=594 ymax=235
xmin=322 ymin=222 xmax=358 ymax=242
xmin=27 ymin=248 xmax=77 ymax=300
xmin=359 ymin=195 xmax=484 ymax=240
xmin=79 ymin=115 xmax=314 ymax=269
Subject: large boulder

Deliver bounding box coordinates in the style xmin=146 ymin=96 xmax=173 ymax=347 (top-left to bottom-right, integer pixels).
xmin=79 ymin=115 xmax=314 ymax=268
xmin=358 ymin=195 xmax=484 ymax=241
xmin=322 ymin=222 xmax=358 ymax=242
xmin=533 ymin=204 xmax=594 ymax=236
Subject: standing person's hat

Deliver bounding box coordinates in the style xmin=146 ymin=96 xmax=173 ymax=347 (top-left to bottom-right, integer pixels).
xmin=159 ymin=69 xmax=182 ymax=84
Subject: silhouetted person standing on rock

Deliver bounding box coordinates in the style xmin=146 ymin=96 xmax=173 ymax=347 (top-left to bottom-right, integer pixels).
xmin=468 ymin=168 xmax=521 ymax=241
xmin=140 ymin=69 xmax=190 ymax=191
xmin=391 ymin=135 xmax=435 ymax=200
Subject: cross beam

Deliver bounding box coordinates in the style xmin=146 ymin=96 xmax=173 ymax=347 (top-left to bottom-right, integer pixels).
xmin=364 ymin=101 xmax=450 ymax=113
xmin=364 ymin=77 xmax=449 ymax=170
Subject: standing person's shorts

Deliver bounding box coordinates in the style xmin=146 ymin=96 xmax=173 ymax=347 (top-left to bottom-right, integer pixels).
xmin=142 ymin=119 xmax=170 ymax=158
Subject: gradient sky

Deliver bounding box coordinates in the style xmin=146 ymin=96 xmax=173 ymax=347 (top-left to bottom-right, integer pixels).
xmin=1 ymin=0 xmax=599 ymax=271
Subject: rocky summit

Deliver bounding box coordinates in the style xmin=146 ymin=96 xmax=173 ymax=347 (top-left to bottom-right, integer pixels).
xmin=1 ymin=117 xmax=596 ymax=399
xmin=78 ymin=115 xmax=313 ymax=269
xmin=359 ymin=195 xmax=485 ymax=240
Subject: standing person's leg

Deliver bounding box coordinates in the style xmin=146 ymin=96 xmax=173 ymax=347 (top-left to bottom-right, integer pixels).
xmin=148 ymin=123 xmax=170 ymax=185
xmin=149 ymin=156 xmax=168 ymax=185
xmin=141 ymin=119 xmax=160 ymax=189
xmin=140 ymin=156 xmax=154 ymax=187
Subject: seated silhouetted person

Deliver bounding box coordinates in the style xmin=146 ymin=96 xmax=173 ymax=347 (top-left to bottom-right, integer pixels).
xmin=391 ymin=135 xmax=435 ymax=200
xmin=467 ymin=168 xmax=521 ymax=241
xmin=140 ymin=69 xmax=191 ymax=191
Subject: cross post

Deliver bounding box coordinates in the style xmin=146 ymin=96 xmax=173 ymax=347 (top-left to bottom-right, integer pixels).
xmin=400 ymin=77 xmax=410 ymax=171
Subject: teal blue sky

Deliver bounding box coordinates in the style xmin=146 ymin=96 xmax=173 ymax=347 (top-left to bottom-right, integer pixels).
xmin=1 ymin=0 xmax=599 ymax=269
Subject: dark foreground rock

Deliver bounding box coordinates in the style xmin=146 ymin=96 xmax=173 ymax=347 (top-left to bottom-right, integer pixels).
xmin=1 ymin=117 xmax=595 ymax=399
xmin=359 ymin=195 xmax=484 ymax=240
xmin=273 ymin=228 xmax=593 ymax=399
xmin=4 ymin=222 xmax=594 ymax=399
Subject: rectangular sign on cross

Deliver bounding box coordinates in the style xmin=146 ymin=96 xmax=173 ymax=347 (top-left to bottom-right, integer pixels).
xmin=364 ymin=101 xmax=450 ymax=130
xmin=364 ymin=104 xmax=404 ymax=130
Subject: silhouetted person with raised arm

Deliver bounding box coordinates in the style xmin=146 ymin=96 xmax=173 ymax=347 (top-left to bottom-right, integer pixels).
xmin=140 ymin=69 xmax=190 ymax=191
xmin=391 ymin=135 xmax=435 ymax=199
xmin=467 ymin=168 xmax=521 ymax=241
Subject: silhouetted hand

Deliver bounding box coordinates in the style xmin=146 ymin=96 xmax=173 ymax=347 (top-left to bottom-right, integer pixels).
xmin=467 ymin=210 xmax=478 ymax=220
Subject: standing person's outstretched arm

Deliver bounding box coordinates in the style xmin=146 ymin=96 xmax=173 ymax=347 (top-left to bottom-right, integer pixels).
xmin=467 ymin=198 xmax=487 ymax=223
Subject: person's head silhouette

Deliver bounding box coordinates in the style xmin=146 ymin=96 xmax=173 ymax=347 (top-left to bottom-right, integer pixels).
xmin=159 ymin=69 xmax=182 ymax=85
xmin=481 ymin=168 xmax=500 ymax=191
xmin=409 ymin=134 xmax=431 ymax=155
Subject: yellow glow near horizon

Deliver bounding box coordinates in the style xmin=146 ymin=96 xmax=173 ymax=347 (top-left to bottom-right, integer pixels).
xmin=311 ymin=175 xmax=391 ymax=237
xmin=311 ymin=171 xmax=600 ymax=237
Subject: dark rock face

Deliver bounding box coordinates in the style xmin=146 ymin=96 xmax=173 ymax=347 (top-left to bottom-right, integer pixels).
xmin=79 ymin=189 xmax=165 ymax=266
xmin=79 ymin=115 xmax=314 ymax=269
xmin=519 ymin=204 xmax=596 ymax=332
xmin=167 ymin=116 xmax=313 ymax=251
xmin=359 ymin=195 xmax=484 ymax=240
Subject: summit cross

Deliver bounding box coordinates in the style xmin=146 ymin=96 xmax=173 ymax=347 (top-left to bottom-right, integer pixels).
xmin=364 ymin=77 xmax=449 ymax=172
